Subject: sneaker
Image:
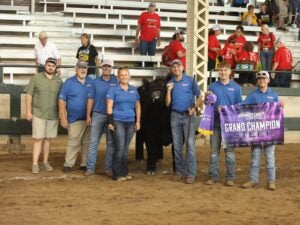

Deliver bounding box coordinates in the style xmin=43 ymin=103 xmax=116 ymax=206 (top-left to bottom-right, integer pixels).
xmin=63 ymin=166 xmax=72 ymax=173
xmin=185 ymin=177 xmax=195 ymax=184
xmin=241 ymin=181 xmax=258 ymax=188
xmin=32 ymin=164 xmax=40 ymax=174
xmin=225 ymin=180 xmax=235 ymax=186
xmin=79 ymin=166 xmax=87 ymax=171
xmin=267 ymin=181 xmax=276 ymax=190
xmin=205 ymin=179 xmax=217 ymax=185
xmin=84 ymin=170 xmax=95 ymax=176
xmin=125 ymin=175 xmax=133 ymax=180
xmin=147 ymin=171 xmax=156 ymax=176
xmin=116 ymin=176 xmax=126 ymax=182
xmin=41 ymin=162 xmax=54 ymax=172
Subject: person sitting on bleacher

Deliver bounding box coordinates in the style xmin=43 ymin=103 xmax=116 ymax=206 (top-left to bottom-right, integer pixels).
xmin=208 ymin=25 xmax=223 ymax=71
xmin=219 ymin=37 xmax=237 ymax=69
xmin=242 ymin=4 xmax=258 ymax=26
xmin=225 ymin=25 xmax=247 ymax=55
xmin=256 ymin=3 xmax=273 ymax=27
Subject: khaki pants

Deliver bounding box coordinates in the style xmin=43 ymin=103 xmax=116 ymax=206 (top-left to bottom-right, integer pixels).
xmin=64 ymin=120 xmax=90 ymax=167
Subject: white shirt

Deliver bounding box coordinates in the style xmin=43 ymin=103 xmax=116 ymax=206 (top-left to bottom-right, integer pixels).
xmin=34 ymin=41 xmax=60 ymax=65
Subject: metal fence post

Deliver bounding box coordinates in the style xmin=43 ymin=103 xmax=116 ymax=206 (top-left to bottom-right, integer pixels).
xmin=0 ymin=65 xmax=3 ymax=84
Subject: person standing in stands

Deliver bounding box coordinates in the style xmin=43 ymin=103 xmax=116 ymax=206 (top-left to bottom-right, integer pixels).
xmin=257 ymin=24 xmax=276 ymax=71
xmin=226 ymin=25 xmax=247 ymax=55
xmin=208 ymin=25 xmax=222 ymax=71
xmin=271 ymin=37 xmax=293 ymax=87
xmin=85 ymin=59 xmax=118 ymax=177
xmin=25 ymin=58 xmax=63 ymax=174
xmin=106 ymin=67 xmax=141 ymax=181
xmin=206 ymin=61 xmax=242 ymax=187
xmin=135 ymin=2 xmax=161 ymax=56
xmin=76 ymin=33 xmax=100 ymax=79
xmin=35 ymin=31 xmax=61 ymax=75
xmin=59 ymin=60 xmax=93 ymax=173
xmin=169 ymin=29 xmax=187 ymax=70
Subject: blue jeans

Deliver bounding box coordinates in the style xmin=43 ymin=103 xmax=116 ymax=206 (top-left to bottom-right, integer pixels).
xmin=250 ymin=144 xmax=276 ymax=183
xmin=275 ymin=71 xmax=291 ymax=87
xmin=139 ymin=39 xmax=157 ymax=56
xmin=112 ymin=121 xmax=135 ymax=179
xmin=209 ymin=117 xmax=235 ymax=181
xmin=86 ymin=112 xmax=114 ymax=173
xmin=170 ymin=111 xmax=197 ymax=178
xmin=260 ymin=49 xmax=274 ymax=71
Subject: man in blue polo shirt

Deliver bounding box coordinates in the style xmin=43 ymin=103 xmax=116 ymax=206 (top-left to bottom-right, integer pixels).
xmin=85 ymin=59 xmax=118 ymax=176
xmin=165 ymin=59 xmax=202 ymax=184
xmin=59 ymin=60 xmax=93 ymax=172
xmin=206 ymin=61 xmax=242 ymax=186
xmin=241 ymin=70 xmax=283 ymax=190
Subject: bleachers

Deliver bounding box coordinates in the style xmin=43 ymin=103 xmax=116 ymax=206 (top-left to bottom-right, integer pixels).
xmin=0 ymin=1 xmax=299 ymax=87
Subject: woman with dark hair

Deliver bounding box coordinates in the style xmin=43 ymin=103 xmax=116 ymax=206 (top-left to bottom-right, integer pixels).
xmin=208 ymin=25 xmax=222 ymax=71
xmin=226 ymin=25 xmax=247 ymax=55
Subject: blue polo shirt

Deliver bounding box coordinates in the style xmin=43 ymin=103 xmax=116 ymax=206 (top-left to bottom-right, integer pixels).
xmin=88 ymin=75 xmax=118 ymax=114
xmin=59 ymin=75 xmax=93 ymax=123
xmin=209 ymin=80 xmax=242 ymax=115
xmin=168 ymin=74 xmax=201 ymax=112
xmin=106 ymin=84 xmax=140 ymax=122
xmin=243 ymin=88 xmax=279 ymax=104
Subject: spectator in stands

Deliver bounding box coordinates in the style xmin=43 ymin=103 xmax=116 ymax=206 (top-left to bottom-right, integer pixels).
xmin=226 ymin=25 xmax=247 ymax=55
xmin=25 ymin=58 xmax=63 ymax=174
xmin=235 ymin=41 xmax=259 ymax=86
xmin=35 ymin=31 xmax=61 ymax=75
xmin=206 ymin=61 xmax=242 ymax=186
xmin=242 ymin=70 xmax=283 ymax=190
xmin=208 ymin=25 xmax=223 ymax=71
xmin=288 ymin=0 xmax=298 ymax=26
xmin=58 ymin=60 xmax=93 ymax=173
xmin=106 ymin=67 xmax=141 ymax=181
xmin=85 ymin=59 xmax=118 ymax=177
xmin=135 ymin=2 xmax=161 ymax=56
xmin=257 ymin=3 xmax=272 ymax=26
xmin=220 ymin=37 xmax=237 ymax=69
xmin=76 ymin=33 xmax=100 ymax=79
xmin=271 ymin=37 xmax=293 ymax=87
xmin=169 ymin=29 xmax=187 ymax=70
xmin=257 ymin=24 xmax=276 ymax=71
xmin=242 ymin=4 xmax=258 ymax=26
xmin=276 ymin=0 xmax=289 ymax=31
xmin=165 ymin=59 xmax=202 ymax=184
xmin=231 ymin=0 xmax=248 ymax=8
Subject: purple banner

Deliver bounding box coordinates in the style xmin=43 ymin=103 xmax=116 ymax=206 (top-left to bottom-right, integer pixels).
xmin=220 ymin=102 xmax=284 ymax=147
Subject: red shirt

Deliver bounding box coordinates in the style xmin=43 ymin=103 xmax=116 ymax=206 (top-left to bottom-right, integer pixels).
xmin=226 ymin=34 xmax=246 ymax=54
xmin=257 ymin=33 xmax=275 ymax=50
xmin=169 ymin=39 xmax=186 ymax=69
xmin=236 ymin=50 xmax=259 ymax=67
xmin=220 ymin=44 xmax=236 ymax=68
xmin=208 ymin=34 xmax=221 ymax=60
xmin=138 ymin=12 xmax=161 ymax=41
xmin=273 ymin=46 xmax=293 ymax=70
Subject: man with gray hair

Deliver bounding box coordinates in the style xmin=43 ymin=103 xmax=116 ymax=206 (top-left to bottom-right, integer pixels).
xmin=34 ymin=31 xmax=61 ymax=75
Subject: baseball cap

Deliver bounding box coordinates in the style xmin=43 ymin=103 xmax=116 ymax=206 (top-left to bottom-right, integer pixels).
xmin=170 ymin=59 xmax=183 ymax=66
xmin=275 ymin=37 xmax=284 ymax=44
xmin=76 ymin=60 xmax=88 ymax=68
xmin=174 ymin=29 xmax=185 ymax=35
xmin=212 ymin=24 xmax=223 ymax=31
xmin=256 ymin=71 xmax=270 ymax=79
xmin=101 ymin=59 xmax=113 ymax=67
xmin=149 ymin=2 xmax=156 ymax=7
xmin=45 ymin=57 xmax=57 ymax=65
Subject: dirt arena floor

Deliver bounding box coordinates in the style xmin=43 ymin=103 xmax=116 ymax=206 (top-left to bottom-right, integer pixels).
xmin=0 ymin=136 xmax=299 ymax=225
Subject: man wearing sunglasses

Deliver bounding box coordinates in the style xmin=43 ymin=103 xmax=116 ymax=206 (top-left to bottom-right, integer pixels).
xmin=242 ymin=70 xmax=284 ymax=190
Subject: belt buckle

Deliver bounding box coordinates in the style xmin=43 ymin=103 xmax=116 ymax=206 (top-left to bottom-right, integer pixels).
xmin=263 ymin=48 xmax=268 ymax=52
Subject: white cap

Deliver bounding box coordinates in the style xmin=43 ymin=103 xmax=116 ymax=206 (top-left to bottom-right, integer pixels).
xmin=212 ymin=24 xmax=223 ymax=31
xmin=256 ymin=71 xmax=270 ymax=79
xmin=101 ymin=59 xmax=113 ymax=67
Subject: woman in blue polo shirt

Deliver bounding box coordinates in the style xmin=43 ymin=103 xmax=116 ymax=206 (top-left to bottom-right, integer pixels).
xmin=106 ymin=67 xmax=141 ymax=181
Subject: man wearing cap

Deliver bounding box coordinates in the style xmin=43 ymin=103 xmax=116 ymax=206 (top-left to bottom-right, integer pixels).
xmin=59 ymin=60 xmax=93 ymax=172
xmin=208 ymin=25 xmax=222 ymax=71
xmin=135 ymin=2 xmax=161 ymax=56
xmin=25 ymin=57 xmax=63 ymax=174
xmin=241 ymin=70 xmax=284 ymax=190
xmin=169 ymin=29 xmax=187 ymax=70
xmin=35 ymin=31 xmax=61 ymax=75
xmin=85 ymin=59 xmax=118 ymax=176
xmin=271 ymin=37 xmax=293 ymax=87
xmin=165 ymin=59 xmax=202 ymax=184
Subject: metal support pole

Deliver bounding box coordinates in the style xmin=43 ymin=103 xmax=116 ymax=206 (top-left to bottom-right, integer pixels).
xmin=31 ymin=0 xmax=35 ymax=14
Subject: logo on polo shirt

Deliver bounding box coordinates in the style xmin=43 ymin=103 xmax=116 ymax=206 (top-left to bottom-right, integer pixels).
xmin=267 ymin=96 xmax=274 ymax=99
xmin=182 ymin=83 xmax=189 ymax=87
xmin=228 ymin=88 xmax=235 ymax=91
xmin=129 ymin=90 xmax=136 ymax=93
xmin=110 ymin=83 xmax=117 ymax=86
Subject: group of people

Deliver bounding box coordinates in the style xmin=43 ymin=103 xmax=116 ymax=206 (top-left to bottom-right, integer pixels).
xmin=208 ymin=24 xmax=293 ymax=87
